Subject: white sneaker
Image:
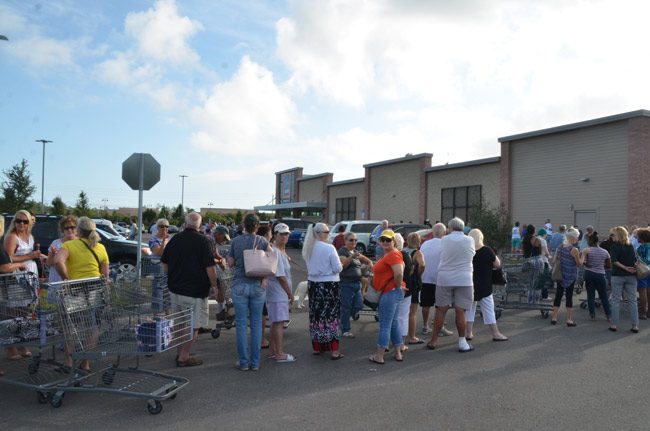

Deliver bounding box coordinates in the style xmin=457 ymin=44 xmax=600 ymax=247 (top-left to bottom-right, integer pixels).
xmin=439 ymin=327 xmax=454 ymax=337
xmin=421 ymin=326 xmax=432 ymax=335
xmin=342 ymin=331 xmax=355 ymax=338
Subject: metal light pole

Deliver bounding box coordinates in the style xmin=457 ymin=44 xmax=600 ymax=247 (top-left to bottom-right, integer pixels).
xmin=35 ymin=139 xmax=52 ymax=213
xmin=179 ymin=175 xmax=188 ymax=215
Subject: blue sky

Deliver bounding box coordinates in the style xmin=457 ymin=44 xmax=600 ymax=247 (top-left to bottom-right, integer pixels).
xmin=1 ymin=0 xmax=649 ymax=211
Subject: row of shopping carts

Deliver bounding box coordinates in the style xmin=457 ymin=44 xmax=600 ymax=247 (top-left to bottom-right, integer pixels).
xmin=0 ymin=257 xmax=194 ymax=415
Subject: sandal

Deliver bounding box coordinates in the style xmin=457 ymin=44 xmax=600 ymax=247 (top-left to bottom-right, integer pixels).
xmin=330 ymin=353 xmax=344 ymax=361
xmin=408 ymin=338 xmax=424 ymax=345
xmin=368 ymin=355 xmax=384 ymax=365
xmin=276 ymin=354 xmax=296 ymax=363
xmin=177 ymin=356 xmax=203 ymax=367
xmin=425 ymin=343 xmax=436 ymax=350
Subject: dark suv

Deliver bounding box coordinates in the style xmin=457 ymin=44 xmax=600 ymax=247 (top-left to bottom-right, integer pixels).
xmin=3 ymin=214 xmax=148 ymax=268
xmin=368 ymin=223 xmax=429 ymax=256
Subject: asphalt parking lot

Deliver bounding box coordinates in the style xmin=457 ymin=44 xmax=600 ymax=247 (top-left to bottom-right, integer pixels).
xmin=1 ymin=248 xmax=649 ymax=431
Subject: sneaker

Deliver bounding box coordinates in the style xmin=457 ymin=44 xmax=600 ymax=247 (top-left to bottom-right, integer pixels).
xmin=342 ymin=331 xmax=355 ymax=338
xmin=439 ymin=327 xmax=454 ymax=337
xmin=234 ymin=362 xmax=249 ymax=371
xmin=421 ymin=326 xmax=432 ymax=335
xmin=283 ymin=319 xmax=292 ymax=329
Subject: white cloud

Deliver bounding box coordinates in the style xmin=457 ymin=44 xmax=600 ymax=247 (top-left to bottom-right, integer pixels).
xmin=7 ymin=37 xmax=75 ymax=67
xmin=189 ymin=56 xmax=297 ymax=154
xmin=125 ymin=0 xmax=203 ymax=67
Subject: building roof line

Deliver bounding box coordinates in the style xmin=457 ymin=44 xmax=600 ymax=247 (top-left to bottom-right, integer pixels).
xmin=498 ymin=109 xmax=650 ymax=142
xmin=425 ymin=156 xmax=500 ymax=172
xmin=363 ymin=152 xmax=433 ymax=169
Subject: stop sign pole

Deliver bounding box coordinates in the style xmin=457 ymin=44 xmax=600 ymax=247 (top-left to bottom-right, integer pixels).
xmin=122 ymin=153 xmax=161 ymax=279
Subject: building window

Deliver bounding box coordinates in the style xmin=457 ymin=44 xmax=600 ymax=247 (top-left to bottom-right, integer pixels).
xmin=441 ymin=185 xmax=481 ymax=224
xmin=335 ymin=197 xmax=356 ymax=222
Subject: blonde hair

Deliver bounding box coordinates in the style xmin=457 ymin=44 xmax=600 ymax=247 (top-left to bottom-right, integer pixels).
xmin=77 ymin=216 xmax=101 ymax=248
xmin=0 ymin=216 xmax=4 ymax=236
xmin=59 ymin=215 xmax=78 ymax=237
xmin=468 ymin=228 xmax=484 ymax=248
xmin=8 ymin=209 xmax=33 ymax=235
xmin=610 ymin=226 xmax=630 ymax=245
xmin=565 ymin=227 xmax=580 ymax=244
xmin=407 ymin=232 xmax=421 ymax=249
xmin=394 ymin=233 xmax=404 ymax=251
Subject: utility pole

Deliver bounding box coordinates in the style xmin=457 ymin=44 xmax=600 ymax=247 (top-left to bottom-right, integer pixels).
xmin=35 ymin=139 xmax=52 ymax=213
xmin=179 ymin=174 xmax=188 ymax=216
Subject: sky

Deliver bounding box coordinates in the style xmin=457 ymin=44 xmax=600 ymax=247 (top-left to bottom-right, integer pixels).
xmin=1 ymin=0 xmax=649 ymax=212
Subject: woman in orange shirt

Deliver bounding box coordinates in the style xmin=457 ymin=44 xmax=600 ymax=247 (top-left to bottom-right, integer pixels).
xmin=368 ymin=230 xmax=405 ymax=364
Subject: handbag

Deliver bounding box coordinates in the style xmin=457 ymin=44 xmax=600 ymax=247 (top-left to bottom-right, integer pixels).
xmin=363 ymin=282 xmax=382 ymax=309
xmin=243 ymin=235 xmax=278 ymax=278
xmin=491 ymin=267 xmax=507 ymax=285
xmin=634 ymin=248 xmax=650 ymax=280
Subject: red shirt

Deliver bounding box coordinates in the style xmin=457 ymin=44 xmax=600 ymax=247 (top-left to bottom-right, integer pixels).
xmin=332 ymin=233 xmax=345 ymax=250
xmin=372 ymin=250 xmax=405 ymax=293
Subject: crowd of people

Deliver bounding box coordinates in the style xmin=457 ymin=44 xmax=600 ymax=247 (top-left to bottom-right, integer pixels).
xmin=2 ymin=208 xmax=648 ymax=375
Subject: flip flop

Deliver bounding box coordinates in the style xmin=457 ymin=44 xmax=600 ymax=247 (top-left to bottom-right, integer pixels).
xmin=276 ymin=354 xmax=296 ymax=363
xmin=261 ymin=344 xmax=270 ymax=349
xmin=408 ymin=339 xmax=424 ymax=345
xmin=395 ymin=356 xmax=403 ymax=362
xmin=493 ymin=337 xmax=509 ymax=342
xmin=330 ymin=353 xmax=344 ymax=360
xmin=425 ymin=343 xmax=436 ymax=350
xmin=368 ymin=356 xmax=384 ymax=365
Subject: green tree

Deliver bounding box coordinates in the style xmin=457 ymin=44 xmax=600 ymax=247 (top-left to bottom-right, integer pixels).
xmin=1 ymin=159 xmax=36 ymax=213
xmin=469 ymin=202 xmax=512 ymax=253
xmin=51 ymin=196 xmax=67 ymax=215
xmin=158 ymin=205 xmax=170 ymax=220
xmin=234 ymin=210 xmax=243 ymax=224
xmin=142 ymin=208 xmax=157 ymax=227
xmin=171 ymin=204 xmax=183 ymax=225
xmin=74 ymin=191 xmax=91 ymax=216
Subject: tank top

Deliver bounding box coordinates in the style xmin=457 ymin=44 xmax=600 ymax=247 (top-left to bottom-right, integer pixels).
xmin=585 ymin=246 xmax=609 ymax=275
xmin=559 ymin=245 xmax=578 ymax=284
xmin=15 ymin=234 xmax=38 ymax=275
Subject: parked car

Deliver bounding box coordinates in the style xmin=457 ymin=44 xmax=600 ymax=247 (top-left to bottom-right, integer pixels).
xmin=93 ymin=218 xmax=127 ymax=239
xmin=3 ymin=214 xmax=150 ymax=272
xmin=275 ymin=218 xmax=311 ymax=248
xmin=329 ymin=220 xmax=382 ymax=254
xmin=368 ymin=223 xmax=429 ymax=256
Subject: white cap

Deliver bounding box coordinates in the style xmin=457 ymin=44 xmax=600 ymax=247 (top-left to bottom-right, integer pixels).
xmin=274 ymin=223 xmax=290 ymax=234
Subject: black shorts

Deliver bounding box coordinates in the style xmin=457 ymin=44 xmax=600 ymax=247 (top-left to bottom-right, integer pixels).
xmin=410 ymin=286 xmax=420 ymax=305
xmin=420 ymin=283 xmax=436 ymax=307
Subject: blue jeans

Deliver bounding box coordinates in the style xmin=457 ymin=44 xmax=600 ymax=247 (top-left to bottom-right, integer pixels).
xmin=232 ymin=281 xmax=267 ymax=368
xmin=610 ymin=275 xmax=639 ymax=327
xmin=340 ymin=280 xmax=363 ymax=333
xmin=584 ymin=270 xmax=611 ymax=318
xmin=376 ymin=287 xmax=404 ymax=348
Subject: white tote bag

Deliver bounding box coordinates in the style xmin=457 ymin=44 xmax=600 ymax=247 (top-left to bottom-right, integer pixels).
xmin=243 ymin=236 xmax=279 ymax=278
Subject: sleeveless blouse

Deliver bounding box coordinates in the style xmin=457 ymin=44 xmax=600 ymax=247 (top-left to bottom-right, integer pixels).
xmin=15 ymin=234 xmax=38 ymax=275
xmin=559 ymin=245 xmax=578 ymax=284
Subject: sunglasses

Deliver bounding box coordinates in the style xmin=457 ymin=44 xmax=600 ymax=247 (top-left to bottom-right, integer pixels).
xmin=277 ymin=232 xmax=290 ymax=236
xmin=320 ymin=230 xmax=330 ymax=234
xmin=347 ymin=238 xmax=358 ymax=242
xmin=15 ymin=219 xmax=30 ymax=225
xmin=379 ymin=237 xmax=393 ymax=243
xmin=64 ymin=225 xmax=77 ymax=231
xmin=158 ymin=225 xmax=170 ymax=228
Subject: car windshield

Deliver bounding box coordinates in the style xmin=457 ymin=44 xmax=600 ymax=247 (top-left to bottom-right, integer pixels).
xmin=96 ymin=228 xmax=122 ymax=240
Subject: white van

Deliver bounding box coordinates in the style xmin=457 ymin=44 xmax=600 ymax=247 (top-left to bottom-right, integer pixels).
xmin=329 ymin=220 xmax=382 ymax=254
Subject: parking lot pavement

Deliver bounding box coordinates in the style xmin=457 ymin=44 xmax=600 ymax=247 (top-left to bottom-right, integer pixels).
xmin=2 ymin=249 xmax=649 ymax=430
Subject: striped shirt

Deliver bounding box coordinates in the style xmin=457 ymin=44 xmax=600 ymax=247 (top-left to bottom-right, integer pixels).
xmin=584 ymin=246 xmax=610 ymax=275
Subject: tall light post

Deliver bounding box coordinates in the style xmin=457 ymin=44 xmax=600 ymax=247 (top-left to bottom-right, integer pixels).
xmin=179 ymin=174 xmax=188 ymax=215
xmin=35 ymin=139 xmax=52 ymax=214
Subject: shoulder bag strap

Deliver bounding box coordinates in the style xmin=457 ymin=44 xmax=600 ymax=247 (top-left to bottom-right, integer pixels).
xmin=80 ymin=239 xmax=101 ymax=267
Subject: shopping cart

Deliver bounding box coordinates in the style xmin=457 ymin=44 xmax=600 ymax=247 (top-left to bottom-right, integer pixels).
xmin=211 ymin=264 xmax=235 ymax=338
xmin=494 ymin=261 xmax=553 ymax=318
xmin=111 ymin=256 xmax=170 ymax=316
xmin=0 ymin=272 xmax=69 ymax=404
xmin=49 ymin=277 xmax=193 ymax=414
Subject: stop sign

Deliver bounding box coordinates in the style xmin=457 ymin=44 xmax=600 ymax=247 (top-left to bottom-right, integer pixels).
xmin=122 ymin=153 xmax=160 ymax=190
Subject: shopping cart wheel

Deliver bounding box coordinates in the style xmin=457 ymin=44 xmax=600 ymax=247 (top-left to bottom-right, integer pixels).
xmin=147 ymin=400 xmax=163 ymax=415
xmin=211 ymin=328 xmax=221 ymax=339
xmin=50 ymin=392 xmax=64 ymax=408
xmin=37 ymin=391 xmax=50 ymax=404
xmin=580 ymin=301 xmax=588 ymax=310
xmin=102 ymin=370 xmax=115 ymax=385
xmin=224 ymin=322 xmax=233 ymax=329
xmin=374 ymin=314 xmax=379 ymax=322
xmin=28 ymin=361 xmax=40 ymax=375
xmin=540 ymin=310 xmax=550 ymax=318
xmin=166 ymin=386 xmax=178 ymax=400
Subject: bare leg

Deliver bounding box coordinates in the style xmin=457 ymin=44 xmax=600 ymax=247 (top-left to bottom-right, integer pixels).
xmin=270 ymin=322 xmax=285 ymax=358
xmin=455 ymin=307 xmax=467 ymax=337
xmin=178 ymin=330 xmax=198 ymax=362
xmin=261 ymin=315 xmax=269 ymax=348
xmin=466 ymin=321 xmax=474 ymax=339
xmin=421 ymin=306 xmax=431 ymax=332
xmin=489 ymin=324 xmax=508 ymax=340
xmin=407 ymin=303 xmax=419 ymax=342
xmin=428 ymin=306 xmax=448 ymax=347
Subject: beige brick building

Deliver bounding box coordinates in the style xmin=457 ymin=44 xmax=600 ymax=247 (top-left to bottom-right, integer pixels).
xmin=256 ymin=110 xmax=650 ymax=233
